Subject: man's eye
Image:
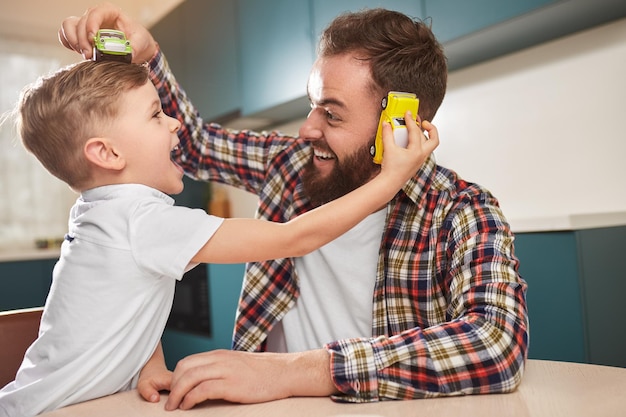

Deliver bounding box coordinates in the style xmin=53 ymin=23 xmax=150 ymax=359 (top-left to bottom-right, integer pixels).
xmin=326 ymin=110 xmax=339 ymax=121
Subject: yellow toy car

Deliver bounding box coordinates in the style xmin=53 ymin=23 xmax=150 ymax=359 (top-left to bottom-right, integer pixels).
xmin=371 ymin=91 xmax=419 ymax=164
xmin=93 ymin=29 xmax=132 ymax=63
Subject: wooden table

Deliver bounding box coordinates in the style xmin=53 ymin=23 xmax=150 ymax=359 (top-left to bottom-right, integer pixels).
xmin=41 ymin=359 xmax=626 ymax=417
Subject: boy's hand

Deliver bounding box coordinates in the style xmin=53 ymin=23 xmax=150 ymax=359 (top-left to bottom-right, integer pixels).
xmin=379 ymin=111 xmax=439 ymax=184
xmin=136 ymin=343 xmax=172 ymax=403
xmin=137 ymin=367 xmax=172 ymax=404
xmin=58 ymin=2 xmax=157 ymax=63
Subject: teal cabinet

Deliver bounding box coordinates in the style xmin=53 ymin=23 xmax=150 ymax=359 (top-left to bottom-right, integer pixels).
xmin=151 ymin=0 xmax=241 ymax=121
xmin=575 ymin=227 xmax=626 ymax=368
xmin=424 ymin=0 xmax=557 ymax=43
xmin=162 ymin=263 xmax=244 ymax=368
xmin=237 ymin=0 xmax=314 ymax=116
xmin=311 ymin=0 xmax=423 ymax=41
xmin=514 ymin=232 xmax=586 ymax=363
xmin=515 ymin=226 xmax=626 ymax=368
xmin=149 ymin=0 xmax=626 ymax=116
xmin=0 ymin=258 xmax=56 ymax=310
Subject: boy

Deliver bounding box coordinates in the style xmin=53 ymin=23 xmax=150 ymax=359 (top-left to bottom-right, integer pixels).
xmin=0 ymin=60 xmax=437 ymax=416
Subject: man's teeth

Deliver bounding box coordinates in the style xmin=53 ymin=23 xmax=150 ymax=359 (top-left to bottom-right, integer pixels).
xmin=314 ymin=149 xmax=334 ymax=160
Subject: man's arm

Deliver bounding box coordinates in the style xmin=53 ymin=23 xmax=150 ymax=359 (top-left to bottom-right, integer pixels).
xmin=164 ymin=349 xmax=336 ymax=410
xmin=325 ymin=200 xmax=528 ymax=402
xmin=146 ymin=45 xmax=287 ymax=193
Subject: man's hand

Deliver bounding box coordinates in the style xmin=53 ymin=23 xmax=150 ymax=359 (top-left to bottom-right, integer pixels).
xmin=165 ymin=349 xmax=338 ymax=410
xmin=58 ymin=2 xmax=157 ymax=63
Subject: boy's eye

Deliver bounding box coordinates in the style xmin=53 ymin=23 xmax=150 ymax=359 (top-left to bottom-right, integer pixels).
xmin=153 ymin=109 xmax=163 ymax=118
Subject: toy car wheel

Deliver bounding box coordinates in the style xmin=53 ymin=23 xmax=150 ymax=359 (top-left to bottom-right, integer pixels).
xmin=381 ymin=96 xmax=388 ymax=109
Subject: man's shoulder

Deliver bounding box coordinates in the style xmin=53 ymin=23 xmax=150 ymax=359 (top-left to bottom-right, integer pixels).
xmin=432 ymin=164 xmax=496 ymax=202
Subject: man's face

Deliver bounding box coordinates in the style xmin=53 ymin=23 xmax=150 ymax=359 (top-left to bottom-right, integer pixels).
xmin=299 ymin=53 xmax=381 ymax=207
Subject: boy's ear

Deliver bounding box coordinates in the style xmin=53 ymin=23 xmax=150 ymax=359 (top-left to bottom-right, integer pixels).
xmin=84 ymin=137 xmax=125 ymax=171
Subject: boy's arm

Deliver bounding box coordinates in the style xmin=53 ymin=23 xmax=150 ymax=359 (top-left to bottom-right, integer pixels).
xmin=192 ymin=118 xmax=438 ymax=265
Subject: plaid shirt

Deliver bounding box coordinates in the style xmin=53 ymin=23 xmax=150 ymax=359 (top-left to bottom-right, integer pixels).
xmin=149 ymin=49 xmax=528 ymax=403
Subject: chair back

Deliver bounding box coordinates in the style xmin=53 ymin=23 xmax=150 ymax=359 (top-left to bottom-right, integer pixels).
xmin=0 ymin=307 xmax=43 ymax=387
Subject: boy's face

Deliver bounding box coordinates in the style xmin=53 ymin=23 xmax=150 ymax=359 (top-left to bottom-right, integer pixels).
xmin=105 ymin=82 xmax=184 ymax=195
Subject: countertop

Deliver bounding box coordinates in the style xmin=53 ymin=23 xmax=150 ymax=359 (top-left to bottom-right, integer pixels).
xmin=40 ymin=360 xmax=626 ymax=417
xmin=507 ymin=211 xmax=626 ymax=233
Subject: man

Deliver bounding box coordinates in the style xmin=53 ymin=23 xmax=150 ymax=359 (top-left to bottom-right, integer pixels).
xmin=59 ymin=4 xmax=528 ymax=410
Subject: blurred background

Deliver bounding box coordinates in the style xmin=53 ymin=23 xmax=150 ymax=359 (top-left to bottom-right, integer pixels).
xmin=1 ymin=0 xmax=625 ymax=369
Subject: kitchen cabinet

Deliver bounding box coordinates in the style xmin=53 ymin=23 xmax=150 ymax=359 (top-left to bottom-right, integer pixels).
xmin=424 ymin=0 xmax=557 ymax=44
xmin=236 ymin=0 xmax=423 ymax=120
xmin=514 ymin=231 xmax=586 ymax=363
xmin=149 ymin=0 xmax=626 ymax=120
xmin=575 ymin=226 xmax=626 ymax=368
xmin=162 ymin=263 xmax=244 ymax=368
xmin=0 ymin=258 xmax=55 ymax=311
xmin=151 ymin=0 xmax=241 ymax=121
xmin=515 ymin=225 xmax=626 ymax=368
xmin=311 ymin=0 xmax=423 ymax=41
xmin=237 ymin=0 xmax=314 ymax=117
xmin=434 ymin=0 xmax=626 ymax=70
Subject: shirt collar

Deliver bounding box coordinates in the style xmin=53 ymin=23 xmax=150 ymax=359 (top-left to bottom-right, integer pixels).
xmin=80 ymin=184 xmax=174 ymax=205
xmin=400 ymin=154 xmax=437 ymax=207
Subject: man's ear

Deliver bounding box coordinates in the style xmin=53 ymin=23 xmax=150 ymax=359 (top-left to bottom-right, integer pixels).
xmin=84 ymin=137 xmax=125 ymax=171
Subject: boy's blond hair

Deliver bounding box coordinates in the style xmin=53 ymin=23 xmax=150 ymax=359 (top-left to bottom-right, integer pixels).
xmin=17 ymin=60 xmax=149 ymax=190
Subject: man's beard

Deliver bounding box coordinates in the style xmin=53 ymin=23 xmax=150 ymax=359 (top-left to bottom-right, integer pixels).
xmin=301 ymin=139 xmax=380 ymax=207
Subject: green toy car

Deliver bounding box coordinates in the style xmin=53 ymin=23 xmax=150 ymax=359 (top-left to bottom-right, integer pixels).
xmin=93 ymin=29 xmax=132 ymax=63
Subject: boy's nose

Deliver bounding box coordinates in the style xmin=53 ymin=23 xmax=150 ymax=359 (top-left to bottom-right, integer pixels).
xmin=169 ymin=115 xmax=181 ymax=132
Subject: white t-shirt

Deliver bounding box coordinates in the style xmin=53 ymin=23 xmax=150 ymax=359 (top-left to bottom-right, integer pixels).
xmin=266 ymin=209 xmax=386 ymax=352
xmin=0 ymin=184 xmax=223 ymax=417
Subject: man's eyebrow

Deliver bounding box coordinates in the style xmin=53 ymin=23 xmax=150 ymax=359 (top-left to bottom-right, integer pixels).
xmin=312 ymin=96 xmax=347 ymax=110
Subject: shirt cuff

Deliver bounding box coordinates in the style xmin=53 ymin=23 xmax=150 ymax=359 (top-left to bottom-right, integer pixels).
xmin=325 ymin=338 xmax=380 ymax=403
xmin=147 ymin=44 xmax=167 ymax=89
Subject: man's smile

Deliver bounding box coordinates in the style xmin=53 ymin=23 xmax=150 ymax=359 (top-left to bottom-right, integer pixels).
xmin=313 ymin=148 xmax=335 ymax=161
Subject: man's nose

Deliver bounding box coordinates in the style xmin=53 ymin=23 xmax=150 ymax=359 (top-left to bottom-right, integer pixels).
xmin=299 ymin=108 xmax=323 ymax=141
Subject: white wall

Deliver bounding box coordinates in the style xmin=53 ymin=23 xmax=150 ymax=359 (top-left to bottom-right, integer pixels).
xmin=0 ymin=41 xmax=77 ymax=250
xmin=226 ymin=17 xmax=626 ymax=232
xmin=434 ymin=17 xmax=626 ymax=231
